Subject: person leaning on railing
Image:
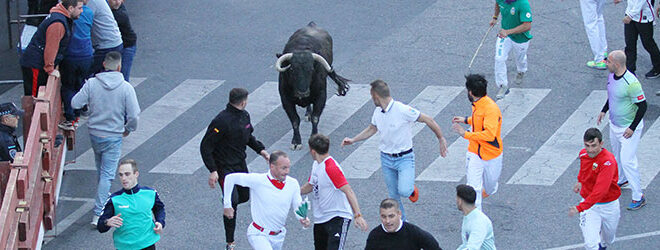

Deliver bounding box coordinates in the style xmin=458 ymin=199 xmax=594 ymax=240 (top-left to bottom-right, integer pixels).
xmin=19 ymin=0 xmax=84 ymax=97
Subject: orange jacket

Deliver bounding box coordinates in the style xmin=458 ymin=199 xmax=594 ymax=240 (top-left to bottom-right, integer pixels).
xmin=465 ymin=96 xmax=502 ymax=160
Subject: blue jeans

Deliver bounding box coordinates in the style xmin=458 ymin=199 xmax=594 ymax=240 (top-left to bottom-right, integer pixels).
xmin=380 ymin=152 xmax=415 ymax=220
xmin=89 ymin=44 xmax=123 ymax=77
xmin=90 ymin=134 xmax=123 ymax=216
xmin=120 ymin=45 xmax=136 ymax=81
xmin=60 ymin=56 xmax=92 ymax=121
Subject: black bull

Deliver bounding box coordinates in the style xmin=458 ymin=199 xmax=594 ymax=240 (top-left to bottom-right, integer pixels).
xmin=275 ymin=22 xmax=350 ymax=150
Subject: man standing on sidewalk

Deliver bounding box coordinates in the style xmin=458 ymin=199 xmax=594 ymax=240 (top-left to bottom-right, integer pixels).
xmin=580 ymin=0 xmax=608 ymax=70
xmin=200 ymin=88 xmax=270 ymax=250
xmin=597 ymin=50 xmax=647 ymax=210
xmin=615 ymin=0 xmax=660 ymax=78
xmin=451 ymin=74 xmax=503 ymax=211
xmin=72 ymin=51 xmax=141 ymax=226
xmin=98 ymin=159 xmax=165 ymax=250
xmin=301 ymin=134 xmax=368 ymax=250
xmin=59 ymin=0 xmax=94 ymax=130
xmin=490 ymin=0 xmax=533 ymax=99
xmin=341 ymin=80 xmax=448 ymax=220
xmin=87 ymin=0 xmax=124 ymax=76
xmin=568 ymin=128 xmax=620 ymax=250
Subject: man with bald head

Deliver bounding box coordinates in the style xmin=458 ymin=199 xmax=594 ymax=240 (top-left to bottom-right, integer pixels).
xmin=598 ymin=50 xmax=648 ymax=211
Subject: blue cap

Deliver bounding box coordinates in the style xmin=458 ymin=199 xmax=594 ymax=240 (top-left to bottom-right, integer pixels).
xmin=0 ymin=102 xmax=24 ymax=117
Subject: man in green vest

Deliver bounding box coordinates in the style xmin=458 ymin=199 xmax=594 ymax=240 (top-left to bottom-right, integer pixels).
xmin=97 ymin=159 xmax=165 ymax=250
xmin=490 ymin=0 xmax=533 ymax=100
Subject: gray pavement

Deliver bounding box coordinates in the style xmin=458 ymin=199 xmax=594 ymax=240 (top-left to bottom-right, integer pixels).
xmin=1 ymin=0 xmax=660 ymax=249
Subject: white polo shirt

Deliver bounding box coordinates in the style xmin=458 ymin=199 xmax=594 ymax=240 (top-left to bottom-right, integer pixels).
xmin=308 ymin=156 xmax=353 ymax=224
xmin=371 ymin=99 xmax=421 ymax=154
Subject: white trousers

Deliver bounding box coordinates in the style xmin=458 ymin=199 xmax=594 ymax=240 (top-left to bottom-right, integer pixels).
xmin=494 ymin=37 xmax=529 ymax=87
xmin=465 ymin=152 xmax=503 ymax=210
xmin=609 ymin=122 xmax=644 ymax=201
xmin=579 ymin=199 xmax=620 ymax=250
xmin=247 ymin=223 xmax=286 ymax=250
xmin=580 ymin=0 xmax=608 ymax=61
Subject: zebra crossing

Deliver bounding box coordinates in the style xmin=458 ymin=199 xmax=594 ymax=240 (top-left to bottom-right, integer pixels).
xmin=62 ymin=78 xmax=660 ymax=189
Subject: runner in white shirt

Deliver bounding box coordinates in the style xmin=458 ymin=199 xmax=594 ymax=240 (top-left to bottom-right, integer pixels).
xmin=342 ymin=80 xmax=448 ymax=220
xmin=223 ymin=151 xmax=310 ymax=250
xmin=301 ymin=134 xmax=368 ymax=250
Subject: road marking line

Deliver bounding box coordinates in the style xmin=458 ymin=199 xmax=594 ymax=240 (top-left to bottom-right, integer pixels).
xmin=150 ymin=81 xmax=281 ymax=174
xmin=130 ymin=77 xmax=147 ymax=87
xmin=545 ymin=229 xmax=660 ymax=250
xmin=417 ymin=88 xmax=550 ymax=181
xmin=638 ymin=116 xmax=660 ymax=188
xmin=341 ymin=86 xmax=463 ymax=179
xmin=507 ymin=90 xmax=608 ymax=185
xmin=43 ymin=201 xmax=95 ymax=245
xmin=58 ymin=196 xmax=95 ymax=202
xmin=247 ymin=84 xmax=371 ymax=172
xmin=66 ymin=79 xmax=224 ymax=170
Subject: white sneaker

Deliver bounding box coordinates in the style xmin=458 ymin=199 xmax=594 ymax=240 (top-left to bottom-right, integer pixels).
xmin=514 ymin=72 xmax=524 ymax=85
xmin=91 ymin=215 xmax=99 ymax=227
xmin=495 ymin=85 xmax=510 ymax=100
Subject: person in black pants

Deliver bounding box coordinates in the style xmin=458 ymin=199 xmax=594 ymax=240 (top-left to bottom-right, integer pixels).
xmin=200 ymin=88 xmax=270 ymax=250
xmin=618 ymin=0 xmax=660 ymax=78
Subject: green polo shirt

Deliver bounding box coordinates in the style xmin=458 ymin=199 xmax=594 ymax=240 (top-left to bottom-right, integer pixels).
xmin=497 ymin=0 xmax=533 ymax=43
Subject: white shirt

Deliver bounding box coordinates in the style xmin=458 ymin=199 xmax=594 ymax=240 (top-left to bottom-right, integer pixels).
xmin=308 ymin=156 xmax=353 ymax=223
xmin=371 ymin=99 xmax=421 ymax=154
xmin=626 ymin=0 xmax=656 ymax=23
xmin=223 ymin=172 xmax=302 ymax=231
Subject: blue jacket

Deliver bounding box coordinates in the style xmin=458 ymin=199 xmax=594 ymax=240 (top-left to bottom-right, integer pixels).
xmin=65 ymin=5 xmax=93 ymax=58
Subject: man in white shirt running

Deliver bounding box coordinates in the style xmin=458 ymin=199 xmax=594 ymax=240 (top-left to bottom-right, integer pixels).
xmin=456 ymin=184 xmax=496 ymax=250
xmin=301 ymin=134 xmax=369 ymax=250
xmin=223 ymin=150 xmax=310 ymax=250
xmin=342 ymin=79 xmax=448 ymax=220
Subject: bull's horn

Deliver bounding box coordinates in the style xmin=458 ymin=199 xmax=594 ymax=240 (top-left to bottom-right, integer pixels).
xmin=275 ymin=53 xmax=293 ymax=72
xmin=311 ymin=53 xmax=333 ymax=72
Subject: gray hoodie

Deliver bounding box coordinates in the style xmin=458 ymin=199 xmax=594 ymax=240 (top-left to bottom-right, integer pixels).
xmin=87 ymin=0 xmax=122 ymax=49
xmin=72 ymin=71 xmax=140 ymax=137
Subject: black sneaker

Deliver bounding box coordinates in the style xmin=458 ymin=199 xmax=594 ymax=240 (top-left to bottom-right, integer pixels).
xmin=645 ymin=69 xmax=660 ymax=79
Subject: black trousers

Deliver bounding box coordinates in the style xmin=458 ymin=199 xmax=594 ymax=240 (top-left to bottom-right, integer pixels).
xmin=624 ymin=20 xmax=660 ymax=74
xmin=21 ymin=67 xmax=48 ymax=97
xmin=219 ymin=166 xmax=250 ymax=243
xmin=141 ymin=244 xmax=155 ymax=250
xmin=313 ymin=216 xmax=352 ymax=250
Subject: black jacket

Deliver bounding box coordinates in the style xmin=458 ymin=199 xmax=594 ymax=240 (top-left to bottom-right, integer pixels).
xmin=0 ymin=124 xmax=22 ymax=162
xmin=200 ymin=103 xmax=265 ymax=174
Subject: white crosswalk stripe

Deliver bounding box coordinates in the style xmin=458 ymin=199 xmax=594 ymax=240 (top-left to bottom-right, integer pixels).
xmin=247 ymin=84 xmax=372 ymax=173
xmin=35 ymin=79 xmax=660 ymax=188
xmin=150 ymin=81 xmax=281 ymax=174
xmin=65 ymin=79 xmax=224 ymax=170
xmin=341 ymin=86 xmax=464 ymax=179
xmin=417 ymin=88 xmax=550 ymax=181
xmin=637 ymin=116 xmax=660 ymax=189
xmin=507 ymin=90 xmax=608 ymax=185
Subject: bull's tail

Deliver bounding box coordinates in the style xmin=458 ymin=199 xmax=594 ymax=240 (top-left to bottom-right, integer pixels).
xmin=328 ymin=71 xmax=350 ymax=96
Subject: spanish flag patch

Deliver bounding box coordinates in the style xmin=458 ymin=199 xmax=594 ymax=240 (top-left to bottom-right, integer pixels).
xmin=213 ymin=128 xmax=219 ymax=133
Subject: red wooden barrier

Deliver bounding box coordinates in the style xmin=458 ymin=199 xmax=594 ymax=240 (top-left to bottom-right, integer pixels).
xmin=0 ymin=72 xmax=75 ymax=249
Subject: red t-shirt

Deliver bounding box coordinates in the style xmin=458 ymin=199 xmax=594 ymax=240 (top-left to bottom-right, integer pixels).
xmin=576 ymin=148 xmax=621 ymax=212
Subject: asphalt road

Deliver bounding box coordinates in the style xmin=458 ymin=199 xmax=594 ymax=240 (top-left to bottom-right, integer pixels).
xmin=1 ymin=0 xmax=660 ymax=249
